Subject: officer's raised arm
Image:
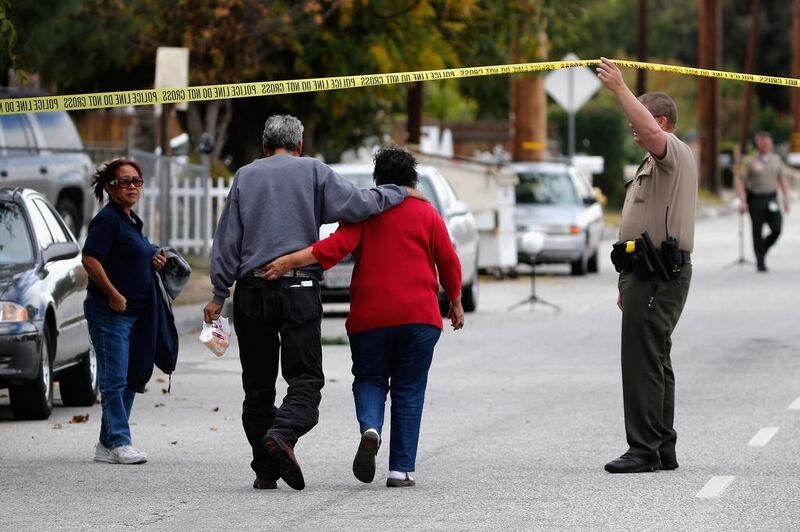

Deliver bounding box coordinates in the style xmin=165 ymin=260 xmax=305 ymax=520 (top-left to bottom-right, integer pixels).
xmin=596 ymin=57 xmax=668 ymax=159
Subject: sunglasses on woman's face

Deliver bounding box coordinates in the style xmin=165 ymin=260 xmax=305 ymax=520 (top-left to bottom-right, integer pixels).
xmin=109 ymin=177 xmax=144 ymax=189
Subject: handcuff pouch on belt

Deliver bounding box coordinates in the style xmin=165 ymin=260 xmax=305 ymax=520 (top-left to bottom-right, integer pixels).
xmin=611 ymin=231 xmax=679 ymax=281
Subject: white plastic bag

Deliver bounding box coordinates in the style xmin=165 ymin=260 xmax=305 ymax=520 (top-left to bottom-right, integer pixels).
xmin=199 ymin=317 xmax=231 ymax=357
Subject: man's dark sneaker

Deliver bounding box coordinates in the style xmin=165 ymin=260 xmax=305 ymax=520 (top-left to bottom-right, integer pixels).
xmin=352 ymin=430 xmax=381 ymax=483
xmin=757 ymin=256 xmax=768 ymax=272
xmin=264 ymin=435 xmax=305 ymax=491
xmin=386 ymin=473 xmax=415 ymax=488
xmin=604 ymin=453 xmax=660 ymax=473
xmin=253 ymin=478 xmax=278 ymax=489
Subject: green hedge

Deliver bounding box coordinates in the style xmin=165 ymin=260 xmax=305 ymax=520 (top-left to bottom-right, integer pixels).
xmin=550 ymin=107 xmax=627 ymax=208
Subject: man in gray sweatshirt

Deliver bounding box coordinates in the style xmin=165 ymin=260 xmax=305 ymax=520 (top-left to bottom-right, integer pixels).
xmin=204 ymin=115 xmax=418 ymax=491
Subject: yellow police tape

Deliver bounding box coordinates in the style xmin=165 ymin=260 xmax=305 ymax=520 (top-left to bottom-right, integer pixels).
xmin=2 ymin=58 xmax=799 ymax=116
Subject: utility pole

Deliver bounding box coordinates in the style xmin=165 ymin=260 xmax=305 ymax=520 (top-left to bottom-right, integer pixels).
xmin=159 ymin=104 xmax=173 ymax=157
xmin=406 ymin=82 xmax=423 ymax=145
xmin=636 ymin=0 xmax=648 ymax=95
xmin=512 ymin=30 xmax=548 ymax=161
xmin=739 ymin=0 xmax=760 ymax=154
xmin=792 ymin=0 xmax=800 ymax=152
xmin=698 ymin=0 xmax=722 ymax=193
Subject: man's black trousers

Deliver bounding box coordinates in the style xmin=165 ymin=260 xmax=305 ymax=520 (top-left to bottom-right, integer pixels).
xmin=233 ymin=276 xmax=324 ymax=481
xmin=747 ymin=191 xmax=782 ymax=260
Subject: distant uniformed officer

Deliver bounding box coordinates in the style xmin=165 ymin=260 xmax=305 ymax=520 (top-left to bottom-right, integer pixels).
xmin=597 ymin=58 xmax=697 ymax=473
xmin=735 ymin=132 xmax=792 ymax=272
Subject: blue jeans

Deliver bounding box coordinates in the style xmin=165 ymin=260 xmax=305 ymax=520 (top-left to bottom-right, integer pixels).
xmin=349 ymin=324 xmax=441 ymax=472
xmin=84 ymin=295 xmax=138 ymax=449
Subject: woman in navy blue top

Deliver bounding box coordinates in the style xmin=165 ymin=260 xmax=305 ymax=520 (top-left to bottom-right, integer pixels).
xmin=82 ymin=158 xmax=166 ymax=465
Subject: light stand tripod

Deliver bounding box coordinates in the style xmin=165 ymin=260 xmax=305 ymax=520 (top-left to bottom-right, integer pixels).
xmin=507 ymin=261 xmax=561 ymax=312
xmin=508 ymin=231 xmax=561 ymax=312
xmin=723 ymin=210 xmax=754 ymax=269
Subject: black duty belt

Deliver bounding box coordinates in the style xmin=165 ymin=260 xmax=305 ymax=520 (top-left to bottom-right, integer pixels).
xmin=746 ymin=191 xmax=778 ymax=199
xmin=249 ymin=268 xmax=312 ymax=279
xmin=678 ymin=251 xmax=691 ymax=265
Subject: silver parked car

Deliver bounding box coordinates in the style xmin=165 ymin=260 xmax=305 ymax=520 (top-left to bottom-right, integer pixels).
xmin=0 ymin=104 xmax=94 ymax=237
xmin=321 ymin=163 xmax=480 ymax=312
xmin=513 ymin=161 xmax=604 ymax=275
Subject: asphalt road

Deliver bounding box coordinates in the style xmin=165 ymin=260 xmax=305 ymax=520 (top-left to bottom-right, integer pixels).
xmin=1 ymin=208 xmax=799 ymax=531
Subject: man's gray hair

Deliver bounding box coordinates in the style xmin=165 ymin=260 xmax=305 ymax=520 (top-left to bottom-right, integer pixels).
xmin=262 ymin=115 xmax=304 ymax=151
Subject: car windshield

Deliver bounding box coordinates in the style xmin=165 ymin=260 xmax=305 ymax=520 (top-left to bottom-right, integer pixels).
xmin=0 ymin=202 xmax=34 ymax=264
xmin=515 ymin=171 xmax=579 ymax=205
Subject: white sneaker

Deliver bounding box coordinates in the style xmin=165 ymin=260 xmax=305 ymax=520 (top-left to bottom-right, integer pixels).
xmin=94 ymin=442 xmax=111 ymax=463
xmin=107 ymin=445 xmax=147 ymax=464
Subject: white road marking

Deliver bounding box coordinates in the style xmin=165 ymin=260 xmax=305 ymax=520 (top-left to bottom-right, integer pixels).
xmin=747 ymin=427 xmax=779 ymax=447
xmin=696 ymin=476 xmax=735 ymax=498
xmin=787 ymin=396 xmax=800 ymax=410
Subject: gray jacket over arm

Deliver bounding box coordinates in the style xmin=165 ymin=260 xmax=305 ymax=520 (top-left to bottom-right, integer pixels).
xmin=210 ymin=155 xmax=406 ymax=304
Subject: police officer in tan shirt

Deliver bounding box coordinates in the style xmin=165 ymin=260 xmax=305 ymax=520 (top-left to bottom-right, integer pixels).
xmin=597 ymin=58 xmax=697 ymax=474
xmin=735 ymin=132 xmax=792 ymax=272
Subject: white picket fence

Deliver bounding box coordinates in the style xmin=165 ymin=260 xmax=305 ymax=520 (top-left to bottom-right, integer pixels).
xmin=136 ymin=176 xmax=231 ymax=256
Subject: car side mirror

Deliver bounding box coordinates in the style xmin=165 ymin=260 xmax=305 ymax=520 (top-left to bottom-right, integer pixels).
xmin=42 ymin=242 xmax=80 ymax=263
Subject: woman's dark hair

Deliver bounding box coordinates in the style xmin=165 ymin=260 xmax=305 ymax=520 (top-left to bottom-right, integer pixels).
xmin=373 ymin=147 xmax=418 ymax=187
xmin=91 ymin=158 xmax=143 ymax=202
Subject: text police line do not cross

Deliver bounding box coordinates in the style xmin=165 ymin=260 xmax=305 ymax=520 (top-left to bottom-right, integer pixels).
xmin=3 ymin=59 xmax=800 ymax=116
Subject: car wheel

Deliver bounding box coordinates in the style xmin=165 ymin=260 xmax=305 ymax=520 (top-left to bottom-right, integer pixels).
xmin=570 ymin=253 xmax=588 ymax=276
xmin=9 ymin=327 xmax=54 ymax=420
xmin=462 ymin=272 xmax=479 ymax=312
xmin=56 ymin=197 xmax=82 ymax=238
xmin=587 ymin=250 xmax=599 ymax=273
xmin=59 ymin=343 xmax=99 ymax=407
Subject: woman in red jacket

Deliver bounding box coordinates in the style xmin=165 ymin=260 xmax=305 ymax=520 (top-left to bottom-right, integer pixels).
xmin=262 ymin=147 xmax=464 ymax=488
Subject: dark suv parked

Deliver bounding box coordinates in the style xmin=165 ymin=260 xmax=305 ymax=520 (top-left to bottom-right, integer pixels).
xmin=0 ymin=103 xmax=94 ymax=237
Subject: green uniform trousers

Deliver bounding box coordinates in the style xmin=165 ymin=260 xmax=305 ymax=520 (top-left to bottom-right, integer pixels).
xmin=618 ymin=265 xmax=691 ymax=461
xmin=747 ymin=192 xmax=782 ymax=260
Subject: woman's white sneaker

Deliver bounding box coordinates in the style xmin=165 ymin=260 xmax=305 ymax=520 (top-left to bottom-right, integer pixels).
xmin=107 ymin=445 xmax=147 ymax=464
xmin=94 ymin=442 xmax=111 ymax=463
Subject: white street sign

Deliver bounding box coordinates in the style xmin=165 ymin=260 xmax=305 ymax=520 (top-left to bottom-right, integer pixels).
xmin=544 ymin=53 xmax=601 ymax=113
xmin=155 ymin=47 xmax=189 ymax=112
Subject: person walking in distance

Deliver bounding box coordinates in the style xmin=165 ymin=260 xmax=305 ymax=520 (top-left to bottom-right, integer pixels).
xmin=597 ymin=58 xmax=697 ymax=474
xmin=735 ymin=131 xmax=793 ymax=272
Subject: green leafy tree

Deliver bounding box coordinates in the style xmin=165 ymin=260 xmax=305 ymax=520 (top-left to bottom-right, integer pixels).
xmin=0 ymin=0 xmax=16 ymax=85
xmin=14 ymin=0 xmax=480 ymax=167
xmin=453 ymin=1 xmax=586 ymax=120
